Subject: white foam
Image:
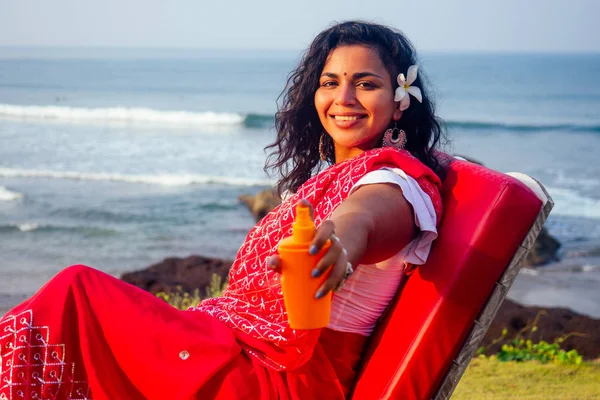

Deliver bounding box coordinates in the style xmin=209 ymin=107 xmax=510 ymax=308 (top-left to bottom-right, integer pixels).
xmin=0 ymin=104 xmax=245 ymax=126
xmin=0 ymin=167 xmax=270 ymax=187
xmin=520 ymin=268 xmax=539 ymax=276
xmin=582 ymin=265 xmax=598 ymax=272
xmin=2 ymin=222 xmax=41 ymax=232
xmin=0 ymin=186 xmax=23 ymax=201
xmin=16 ymin=223 xmax=39 ymax=232
xmin=554 ymin=170 xmax=600 ymax=189
xmin=546 ymin=186 xmax=600 ymax=219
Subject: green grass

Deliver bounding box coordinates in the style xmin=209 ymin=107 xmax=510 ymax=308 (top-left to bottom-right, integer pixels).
xmin=453 ymin=358 xmax=600 ymax=399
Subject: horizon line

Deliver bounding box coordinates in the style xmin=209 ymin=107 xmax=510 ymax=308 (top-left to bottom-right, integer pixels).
xmin=0 ymin=45 xmax=599 ymax=56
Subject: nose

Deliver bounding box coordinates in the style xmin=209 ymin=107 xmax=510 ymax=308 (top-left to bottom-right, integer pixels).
xmin=334 ymin=82 xmax=356 ymax=106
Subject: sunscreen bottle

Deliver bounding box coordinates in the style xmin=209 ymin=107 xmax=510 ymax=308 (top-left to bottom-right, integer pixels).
xmin=278 ymin=202 xmax=332 ymax=329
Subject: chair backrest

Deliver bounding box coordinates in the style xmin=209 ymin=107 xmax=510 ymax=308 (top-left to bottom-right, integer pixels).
xmin=350 ymin=158 xmax=552 ymax=400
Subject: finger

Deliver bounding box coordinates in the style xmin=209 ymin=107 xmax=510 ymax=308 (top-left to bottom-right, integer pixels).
xmin=309 ymin=219 xmax=336 ymax=255
xmin=315 ymin=248 xmax=347 ymax=299
xmin=311 ymin=240 xmax=342 ymax=278
xmin=268 ymin=255 xmax=282 ymax=273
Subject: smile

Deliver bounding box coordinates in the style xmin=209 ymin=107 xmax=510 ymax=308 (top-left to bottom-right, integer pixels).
xmin=332 ymin=115 xmax=365 ymax=121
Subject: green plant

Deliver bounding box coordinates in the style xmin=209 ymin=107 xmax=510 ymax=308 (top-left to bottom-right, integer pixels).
xmin=206 ymin=274 xmax=228 ymax=298
xmin=155 ymin=274 xmax=228 ymax=310
xmin=477 ymin=311 xmax=587 ymax=365
xmin=156 ymin=286 xmax=203 ymax=310
xmin=494 ymin=338 xmax=583 ymax=365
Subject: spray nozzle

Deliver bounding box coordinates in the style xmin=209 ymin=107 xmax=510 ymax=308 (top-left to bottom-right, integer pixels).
xmin=292 ymin=203 xmax=315 ymax=243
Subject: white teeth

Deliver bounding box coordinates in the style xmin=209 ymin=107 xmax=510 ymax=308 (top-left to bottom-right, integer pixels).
xmin=334 ymin=115 xmax=360 ymax=121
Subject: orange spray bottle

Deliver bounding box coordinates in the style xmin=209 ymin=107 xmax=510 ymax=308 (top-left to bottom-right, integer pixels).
xmin=278 ymin=202 xmax=332 ymax=329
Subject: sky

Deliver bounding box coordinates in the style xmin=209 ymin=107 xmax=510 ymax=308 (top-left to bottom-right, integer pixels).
xmin=0 ymin=0 xmax=598 ymax=53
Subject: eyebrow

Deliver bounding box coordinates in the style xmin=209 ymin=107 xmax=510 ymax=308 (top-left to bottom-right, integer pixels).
xmin=320 ymin=71 xmax=385 ymax=80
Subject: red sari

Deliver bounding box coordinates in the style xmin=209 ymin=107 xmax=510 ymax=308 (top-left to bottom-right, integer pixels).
xmin=0 ymin=148 xmax=442 ymax=400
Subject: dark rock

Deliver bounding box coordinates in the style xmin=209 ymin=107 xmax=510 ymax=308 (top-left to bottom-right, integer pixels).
xmin=239 ymin=188 xmax=281 ymax=222
xmin=482 ymin=299 xmax=600 ymax=359
xmin=524 ymin=227 xmax=561 ymax=267
xmin=121 ymin=255 xmax=232 ymax=298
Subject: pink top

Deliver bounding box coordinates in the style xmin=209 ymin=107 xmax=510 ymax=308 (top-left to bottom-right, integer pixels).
xmin=328 ymin=167 xmax=439 ymax=336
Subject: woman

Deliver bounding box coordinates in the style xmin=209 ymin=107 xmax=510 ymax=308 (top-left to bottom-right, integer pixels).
xmin=0 ymin=21 xmax=444 ymax=399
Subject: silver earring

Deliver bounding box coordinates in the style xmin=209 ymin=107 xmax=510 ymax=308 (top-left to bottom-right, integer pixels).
xmin=382 ymin=122 xmax=407 ymax=150
xmin=319 ymin=133 xmax=329 ymax=161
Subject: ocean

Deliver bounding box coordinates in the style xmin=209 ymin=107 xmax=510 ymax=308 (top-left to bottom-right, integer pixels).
xmin=1 ymin=48 xmax=599 ymax=317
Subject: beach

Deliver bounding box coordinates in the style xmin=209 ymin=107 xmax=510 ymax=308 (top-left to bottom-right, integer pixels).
xmin=1 ymin=49 xmax=600 ymax=321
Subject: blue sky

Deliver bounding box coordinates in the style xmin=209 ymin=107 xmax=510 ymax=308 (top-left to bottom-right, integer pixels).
xmin=0 ymin=0 xmax=598 ymax=52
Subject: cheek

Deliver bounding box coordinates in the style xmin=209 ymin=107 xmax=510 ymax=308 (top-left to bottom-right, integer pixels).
xmin=314 ymin=90 xmax=330 ymax=116
xmin=372 ymin=102 xmax=396 ymax=128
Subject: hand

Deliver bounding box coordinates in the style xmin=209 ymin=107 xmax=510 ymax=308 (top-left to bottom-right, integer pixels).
xmin=268 ymin=199 xmax=351 ymax=299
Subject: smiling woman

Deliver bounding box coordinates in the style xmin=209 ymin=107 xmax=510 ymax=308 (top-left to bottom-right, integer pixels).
xmin=0 ymin=21 xmax=445 ymax=400
xmin=315 ymin=45 xmax=401 ymax=161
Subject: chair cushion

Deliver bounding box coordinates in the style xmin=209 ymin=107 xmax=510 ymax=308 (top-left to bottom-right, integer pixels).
xmin=350 ymin=159 xmax=542 ymax=399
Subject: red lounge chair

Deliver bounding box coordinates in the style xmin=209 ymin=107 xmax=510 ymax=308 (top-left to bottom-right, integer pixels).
xmin=350 ymin=156 xmax=553 ymax=400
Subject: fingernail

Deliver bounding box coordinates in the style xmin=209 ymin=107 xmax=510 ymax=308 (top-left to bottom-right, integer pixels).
xmin=311 ymin=268 xmax=320 ymax=278
xmin=268 ymin=257 xmax=275 ymax=265
xmin=315 ymin=290 xmax=325 ymax=299
xmin=309 ymin=245 xmax=318 ymax=255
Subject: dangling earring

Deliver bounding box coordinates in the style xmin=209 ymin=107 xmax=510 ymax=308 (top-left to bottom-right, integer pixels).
xmin=319 ymin=133 xmax=329 ymax=161
xmin=382 ymin=122 xmax=407 ymax=150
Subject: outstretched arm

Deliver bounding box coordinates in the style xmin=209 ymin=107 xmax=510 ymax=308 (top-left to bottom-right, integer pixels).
xmin=271 ymin=182 xmax=417 ymax=299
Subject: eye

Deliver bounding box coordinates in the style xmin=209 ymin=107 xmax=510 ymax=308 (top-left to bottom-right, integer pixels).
xmin=320 ymin=80 xmax=338 ymax=88
xmin=357 ymin=81 xmax=377 ymax=89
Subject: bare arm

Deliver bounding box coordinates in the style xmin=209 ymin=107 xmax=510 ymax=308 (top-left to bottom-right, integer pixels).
xmin=310 ymin=182 xmax=417 ymax=297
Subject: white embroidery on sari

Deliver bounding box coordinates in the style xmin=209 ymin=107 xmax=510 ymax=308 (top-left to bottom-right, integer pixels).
xmin=1 ymin=310 xmax=91 ymax=400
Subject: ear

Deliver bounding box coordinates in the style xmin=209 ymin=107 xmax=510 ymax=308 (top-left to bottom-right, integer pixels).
xmin=393 ymin=108 xmax=403 ymax=121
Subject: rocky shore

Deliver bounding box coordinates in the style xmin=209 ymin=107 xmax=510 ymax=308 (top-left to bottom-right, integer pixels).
xmin=121 ymin=254 xmax=600 ymax=360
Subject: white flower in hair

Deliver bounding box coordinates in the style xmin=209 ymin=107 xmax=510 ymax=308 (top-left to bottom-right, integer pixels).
xmin=394 ymin=65 xmax=423 ymax=111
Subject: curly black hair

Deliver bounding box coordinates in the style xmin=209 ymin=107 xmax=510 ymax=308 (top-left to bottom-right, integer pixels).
xmin=265 ymin=20 xmax=445 ymax=195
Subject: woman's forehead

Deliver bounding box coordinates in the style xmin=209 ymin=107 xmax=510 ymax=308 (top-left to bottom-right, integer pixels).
xmin=322 ymin=45 xmax=389 ymax=76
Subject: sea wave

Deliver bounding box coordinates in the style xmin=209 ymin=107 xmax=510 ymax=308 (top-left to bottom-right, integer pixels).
xmin=444 ymin=119 xmax=600 ymax=133
xmin=245 ymin=113 xmax=274 ymax=128
xmin=242 ymin=113 xmax=600 ymax=133
xmin=0 ymin=186 xmax=23 ymax=201
xmin=15 ymin=223 xmax=38 ymax=232
xmin=2 ymin=104 xmax=599 ymax=133
xmin=0 ymin=167 xmax=271 ymax=187
xmin=547 ymin=186 xmax=600 ymax=219
xmin=0 ymin=222 xmax=42 ymax=232
xmin=0 ymin=104 xmax=245 ymax=126
xmin=0 ymin=222 xmax=118 ymax=235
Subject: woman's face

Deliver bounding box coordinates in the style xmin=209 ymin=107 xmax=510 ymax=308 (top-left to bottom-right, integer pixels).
xmin=314 ymin=45 xmax=401 ymax=162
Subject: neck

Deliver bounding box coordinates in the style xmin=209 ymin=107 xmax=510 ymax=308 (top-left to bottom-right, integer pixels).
xmin=334 ymin=141 xmax=382 ymax=164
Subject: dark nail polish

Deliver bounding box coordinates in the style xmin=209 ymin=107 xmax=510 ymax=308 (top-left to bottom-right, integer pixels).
xmin=315 ymin=290 xmax=325 ymax=299
xmin=309 ymin=245 xmax=318 ymax=255
xmin=311 ymin=268 xmax=320 ymax=278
